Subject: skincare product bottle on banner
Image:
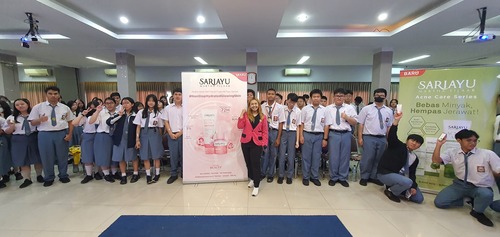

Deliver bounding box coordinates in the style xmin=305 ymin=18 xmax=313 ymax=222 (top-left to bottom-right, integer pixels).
xmin=201 ymin=109 xmax=217 ymax=154
xmin=214 ymin=126 xmax=228 ymax=154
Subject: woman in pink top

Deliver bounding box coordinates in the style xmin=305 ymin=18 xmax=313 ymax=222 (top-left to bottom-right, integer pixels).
xmin=238 ymin=98 xmax=268 ymax=197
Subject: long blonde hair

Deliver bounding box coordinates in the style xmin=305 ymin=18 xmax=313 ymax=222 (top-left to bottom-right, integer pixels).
xmin=247 ymin=98 xmax=264 ymax=123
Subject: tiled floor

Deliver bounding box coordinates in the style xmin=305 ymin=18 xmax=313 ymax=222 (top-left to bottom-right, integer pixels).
xmin=0 ymin=173 xmax=499 ymax=237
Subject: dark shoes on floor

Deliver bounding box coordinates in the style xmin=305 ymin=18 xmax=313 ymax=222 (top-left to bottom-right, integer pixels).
xmin=146 ymin=175 xmax=153 ymax=184
xmin=286 ymin=178 xmax=292 ymax=184
xmin=81 ymin=175 xmax=93 ymax=184
xmin=94 ymin=172 xmax=103 ymax=180
xmin=339 ymin=180 xmax=349 ymax=187
xmin=267 ymin=177 xmax=274 ymax=183
xmin=36 ymin=175 xmax=44 ymax=183
xmin=0 ymin=182 xmax=5 ymax=188
xmin=130 ymin=174 xmax=140 ymax=183
xmin=153 ymin=175 xmax=160 ymax=183
xmin=368 ymin=178 xmax=384 ymax=186
xmin=59 ymin=177 xmax=71 ymax=183
xmin=330 ymin=180 xmax=349 ymax=187
xmin=104 ymin=175 xmax=115 ymax=183
xmin=310 ymin=179 xmax=321 ymax=186
xmin=359 ymin=179 xmax=368 ymax=186
xmin=329 ymin=180 xmax=337 ymax=186
xmin=167 ymin=176 xmax=178 ymax=184
xmin=19 ymin=179 xmax=33 ymax=188
xmin=120 ymin=176 xmax=127 ymax=185
xmin=302 ymin=179 xmax=309 ymax=186
xmin=15 ymin=172 xmax=23 ymax=180
xmin=277 ymin=177 xmax=284 ymax=184
xmin=470 ymin=210 xmax=493 ymax=227
xmin=43 ymin=180 xmax=54 ymax=187
xmin=384 ymin=189 xmax=401 ymax=203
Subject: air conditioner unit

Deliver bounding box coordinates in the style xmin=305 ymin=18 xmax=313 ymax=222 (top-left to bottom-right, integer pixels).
xmin=104 ymin=68 xmax=117 ymax=76
xmin=195 ymin=68 xmax=221 ymax=73
xmin=284 ymin=68 xmax=311 ymax=76
xmin=24 ymin=68 xmax=52 ymax=77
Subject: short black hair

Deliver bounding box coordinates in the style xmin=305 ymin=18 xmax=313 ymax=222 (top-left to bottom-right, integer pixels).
xmin=333 ymin=88 xmax=347 ymax=95
xmin=455 ymin=129 xmax=480 ymax=140
xmin=276 ymin=93 xmax=283 ymax=100
xmin=354 ymin=96 xmax=363 ymax=103
xmin=373 ymin=88 xmax=387 ymax=97
xmin=44 ymin=86 xmax=60 ymax=93
xmin=321 ymin=96 xmax=328 ymax=100
xmin=247 ymin=89 xmax=255 ymax=97
xmin=345 ymin=89 xmax=353 ymax=95
xmin=407 ymin=134 xmax=424 ymax=144
xmin=173 ymin=88 xmax=182 ymax=94
xmin=110 ymin=92 xmax=121 ymax=98
xmin=303 ymin=94 xmax=310 ymax=99
xmin=267 ymin=88 xmax=276 ymax=93
xmin=297 ymin=96 xmax=305 ymax=102
xmin=287 ymin=93 xmax=298 ymax=102
xmin=310 ymin=89 xmax=322 ymax=98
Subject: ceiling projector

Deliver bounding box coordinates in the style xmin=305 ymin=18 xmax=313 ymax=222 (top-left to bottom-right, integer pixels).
xmin=20 ymin=12 xmax=49 ymax=48
xmin=462 ymin=34 xmax=496 ymax=43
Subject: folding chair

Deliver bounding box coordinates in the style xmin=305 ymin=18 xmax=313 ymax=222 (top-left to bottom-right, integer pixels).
xmin=349 ymin=134 xmax=362 ymax=181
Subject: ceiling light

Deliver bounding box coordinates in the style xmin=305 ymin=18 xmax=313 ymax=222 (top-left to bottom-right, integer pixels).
xmin=398 ymin=55 xmax=430 ymax=64
xmin=194 ymin=57 xmax=208 ymax=65
xmin=197 ymin=16 xmax=206 ymax=24
xmin=16 ymin=62 xmax=23 ymax=65
xmin=378 ymin=13 xmax=388 ymax=21
xmin=496 ymin=61 xmax=500 ymax=64
xmin=296 ymin=14 xmax=308 ymax=22
xmin=297 ymin=56 xmax=310 ymax=64
xmin=119 ymin=16 xmax=129 ymax=24
xmin=86 ymin=56 xmax=114 ymax=65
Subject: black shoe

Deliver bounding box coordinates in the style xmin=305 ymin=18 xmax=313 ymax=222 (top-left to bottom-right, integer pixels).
xmin=36 ymin=175 xmax=44 ymax=183
xmin=302 ymin=179 xmax=309 ymax=186
xmin=286 ymin=178 xmax=292 ymax=184
xmin=339 ymin=180 xmax=349 ymax=187
xmin=59 ymin=177 xmax=71 ymax=183
xmin=153 ymin=174 xmax=160 ymax=183
xmin=167 ymin=176 xmax=178 ymax=184
xmin=277 ymin=177 xmax=284 ymax=184
xmin=260 ymin=175 xmax=266 ymax=181
xmin=94 ymin=172 xmax=103 ymax=180
xmin=146 ymin=175 xmax=153 ymax=184
xmin=311 ymin=179 xmax=321 ymax=186
xmin=120 ymin=176 xmax=127 ymax=185
xmin=2 ymin=175 xmax=10 ymax=183
xmin=384 ymin=189 xmax=401 ymax=203
xmin=130 ymin=174 xmax=140 ymax=183
xmin=81 ymin=175 xmax=93 ymax=184
xmin=368 ymin=178 xmax=384 ymax=186
xmin=0 ymin=182 xmax=5 ymax=188
xmin=113 ymin=173 xmax=121 ymax=180
xmin=329 ymin=180 xmax=337 ymax=186
xmin=15 ymin=172 xmax=23 ymax=180
xmin=19 ymin=179 xmax=33 ymax=188
xmin=359 ymin=179 xmax=368 ymax=186
xmin=267 ymin=177 xmax=274 ymax=183
xmin=470 ymin=210 xmax=493 ymax=227
xmin=104 ymin=175 xmax=115 ymax=183
xmin=43 ymin=180 xmax=54 ymax=187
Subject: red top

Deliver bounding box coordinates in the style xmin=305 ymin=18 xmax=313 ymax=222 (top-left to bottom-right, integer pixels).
xmin=237 ymin=113 xmax=268 ymax=146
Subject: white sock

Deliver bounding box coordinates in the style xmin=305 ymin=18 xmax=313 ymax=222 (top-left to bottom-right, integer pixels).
xmin=121 ymin=173 xmax=126 ymax=177
xmin=111 ymin=167 xmax=118 ymax=174
xmin=133 ymin=171 xmax=138 ymax=175
xmin=155 ymin=168 xmax=160 ymax=175
xmin=85 ymin=165 xmax=93 ymax=176
xmin=103 ymin=169 xmax=110 ymax=175
xmin=146 ymin=170 xmax=151 ymax=176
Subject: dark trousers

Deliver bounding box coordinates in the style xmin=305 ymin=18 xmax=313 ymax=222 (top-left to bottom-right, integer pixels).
xmin=242 ymin=140 xmax=262 ymax=188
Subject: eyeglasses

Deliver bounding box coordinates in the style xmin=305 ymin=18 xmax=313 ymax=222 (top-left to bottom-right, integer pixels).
xmin=105 ymin=102 xmax=115 ymax=105
xmin=334 ymin=95 xmax=344 ymax=98
xmin=463 ymin=138 xmax=479 ymax=143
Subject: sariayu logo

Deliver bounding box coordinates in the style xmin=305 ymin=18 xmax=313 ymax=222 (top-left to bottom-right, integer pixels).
xmin=199 ymin=78 xmax=231 ymax=87
xmin=417 ymin=79 xmax=476 ymax=90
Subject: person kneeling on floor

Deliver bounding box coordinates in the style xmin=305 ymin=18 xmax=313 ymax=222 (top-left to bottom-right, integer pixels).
xmin=377 ymin=112 xmax=424 ymax=204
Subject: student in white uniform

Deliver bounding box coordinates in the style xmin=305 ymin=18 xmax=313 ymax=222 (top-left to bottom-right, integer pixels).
xmin=433 ymin=129 xmax=500 ymax=227
xmin=162 ymin=88 xmax=183 ymax=184
xmin=261 ymin=88 xmax=285 ymax=183
xmin=324 ymin=88 xmax=358 ymax=187
xmin=108 ymin=97 xmax=139 ymax=185
xmin=89 ymin=97 xmax=117 ymax=183
xmin=299 ymin=89 xmax=326 ymax=186
xmin=3 ymin=99 xmax=44 ymax=188
xmin=277 ymin=93 xmax=301 ymax=184
xmin=72 ymin=101 xmax=98 ymax=184
xmin=134 ymin=94 xmax=164 ymax=184
xmin=28 ymin=86 xmax=75 ymax=187
xmin=110 ymin=92 xmax=123 ymax=112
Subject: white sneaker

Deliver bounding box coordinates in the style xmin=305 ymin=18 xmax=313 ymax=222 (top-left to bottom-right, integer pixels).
xmin=252 ymin=187 xmax=259 ymax=197
xmin=247 ymin=179 xmax=254 ymax=188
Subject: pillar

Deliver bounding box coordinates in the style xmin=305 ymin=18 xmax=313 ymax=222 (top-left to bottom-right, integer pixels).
xmin=116 ymin=52 xmax=137 ymax=99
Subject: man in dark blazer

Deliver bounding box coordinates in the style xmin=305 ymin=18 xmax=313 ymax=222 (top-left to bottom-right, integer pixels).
xmin=377 ymin=112 xmax=424 ymax=203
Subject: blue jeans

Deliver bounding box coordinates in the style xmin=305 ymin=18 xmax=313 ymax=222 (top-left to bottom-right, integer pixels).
xmin=378 ymin=173 xmax=424 ymax=203
xmin=278 ymin=130 xmax=296 ymax=179
xmin=490 ymin=200 xmax=500 ymax=212
xmin=360 ymin=135 xmax=387 ymax=180
xmin=328 ymin=131 xmax=351 ymax=182
xmin=261 ymin=129 xmax=278 ymax=177
xmin=302 ymin=132 xmax=322 ymax=180
xmin=167 ymin=134 xmax=183 ymax=177
xmin=434 ymin=179 xmax=493 ymax=213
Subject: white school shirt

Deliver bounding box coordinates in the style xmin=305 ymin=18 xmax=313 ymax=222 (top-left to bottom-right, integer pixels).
xmin=261 ymin=102 xmax=286 ymax=129
xmin=161 ymin=104 xmax=183 ymax=132
xmin=441 ymin=147 xmax=500 ymax=188
xmin=281 ymin=107 xmax=301 ymax=131
xmin=3 ymin=115 xmax=37 ymax=135
xmin=301 ymin=104 xmax=326 ymax=133
xmin=28 ymin=101 xmax=75 ymax=131
xmin=78 ymin=116 xmax=97 ymax=134
xmin=357 ymin=104 xmax=393 ymax=135
xmin=133 ymin=109 xmax=164 ymax=128
xmin=324 ymin=103 xmax=358 ymax=131
xmin=93 ymin=110 xmax=115 ymax=133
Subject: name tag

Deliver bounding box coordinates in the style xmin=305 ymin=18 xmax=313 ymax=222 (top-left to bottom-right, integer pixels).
xmin=476 ymin=166 xmax=485 ymax=173
xmin=292 ymin=119 xmax=296 ymax=125
xmin=273 ymin=116 xmax=278 ymax=122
